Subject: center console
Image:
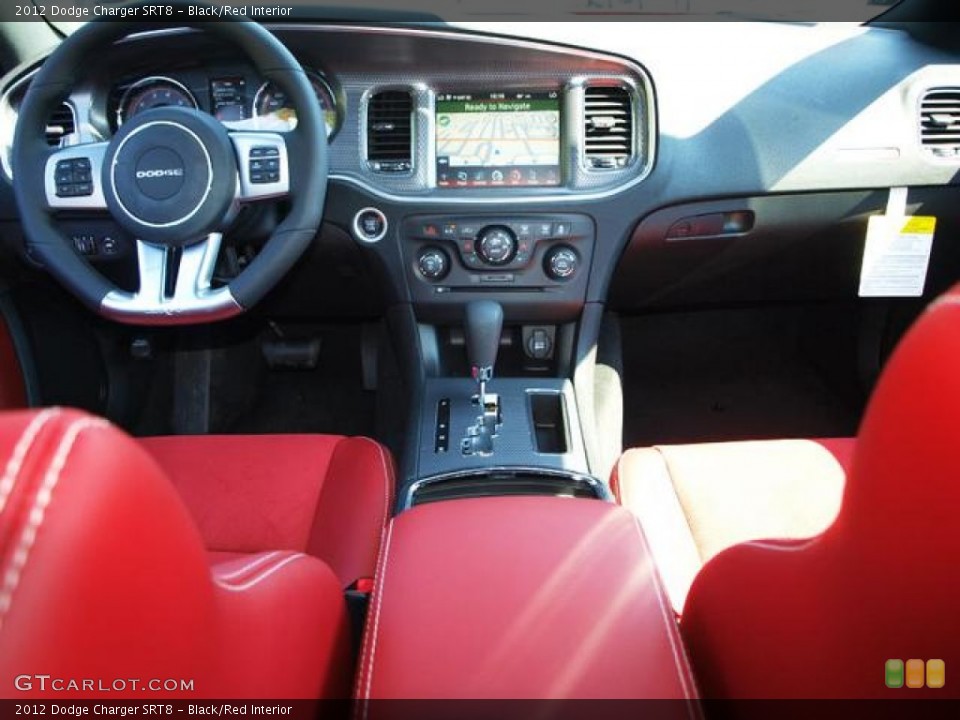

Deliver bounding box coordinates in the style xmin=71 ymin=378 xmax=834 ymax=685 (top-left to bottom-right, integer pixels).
xmin=357 ymin=496 xmax=700 ymax=703
xmin=386 ymin=208 xmax=601 ymax=506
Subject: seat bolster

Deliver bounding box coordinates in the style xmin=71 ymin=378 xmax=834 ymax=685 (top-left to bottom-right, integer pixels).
xmin=614 ymin=448 xmax=704 ymax=615
xmin=140 ymin=434 xmax=344 ymax=555
xmin=213 ymin=551 xmax=352 ymax=699
xmin=307 ymin=436 xmax=395 ymax=588
xmin=0 ymin=410 xmax=219 ymax=698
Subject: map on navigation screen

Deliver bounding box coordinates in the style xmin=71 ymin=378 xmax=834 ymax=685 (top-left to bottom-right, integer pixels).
xmin=436 ymin=91 xmax=561 ymax=188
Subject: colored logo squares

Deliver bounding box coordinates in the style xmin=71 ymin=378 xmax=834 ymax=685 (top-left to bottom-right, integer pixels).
xmin=885 ymin=659 xmax=945 ymax=689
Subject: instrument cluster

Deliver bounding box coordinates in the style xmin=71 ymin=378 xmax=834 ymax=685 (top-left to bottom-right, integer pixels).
xmin=113 ymin=69 xmax=342 ymax=138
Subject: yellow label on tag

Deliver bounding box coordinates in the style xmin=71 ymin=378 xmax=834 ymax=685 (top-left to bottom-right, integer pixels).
xmin=901 ymin=217 xmax=937 ymax=234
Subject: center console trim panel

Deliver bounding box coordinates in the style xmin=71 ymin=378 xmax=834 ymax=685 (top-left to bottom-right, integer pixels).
xmin=403 ymin=466 xmax=612 ymax=511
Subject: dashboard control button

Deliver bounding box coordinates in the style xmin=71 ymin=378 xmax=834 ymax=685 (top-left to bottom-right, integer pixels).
xmin=353 ymin=208 xmax=388 ymax=244
xmin=536 ymin=222 xmax=554 ymax=238
xmin=554 ymin=222 xmax=572 ymax=237
xmin=459 ymin=224 xmax=480 ymax=238
xmin=100 ymin=236 xmax=120 ymax=255
xmin=544 ymin=245 xmax=579 ymax=280
xmin=527 ymin=329 xmax=553 ymax=359
xmin=476 ymin=226 xmax=518 ymax=266
xmin=417 ymin=247 xmax=450 ymax=281
xmin=72 ymin=234 xmax=97 ymax=256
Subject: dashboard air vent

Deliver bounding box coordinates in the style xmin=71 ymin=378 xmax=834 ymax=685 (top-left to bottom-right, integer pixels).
xmin=583 ymin=85 xmax=634 ymax=169
xmin=367 ymin=89 xmax=413 ymax=173
xmin=46 ymin=103 xmax=76 ymax=147
xmin=920 ymin=88 xmax=960 ymax=159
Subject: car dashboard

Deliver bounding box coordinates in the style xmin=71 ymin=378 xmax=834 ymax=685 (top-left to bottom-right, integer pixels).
xmin=1 ymin=19 xmax=960 ymax=487
xmin=3 ymin=25 xmax=654 ymax=202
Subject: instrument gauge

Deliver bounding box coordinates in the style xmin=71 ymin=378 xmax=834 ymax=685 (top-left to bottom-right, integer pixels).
xmin=252 ymin=72 xmax=340 ymax=138
xmin=118 ymin=76 xmax=198 ymax=126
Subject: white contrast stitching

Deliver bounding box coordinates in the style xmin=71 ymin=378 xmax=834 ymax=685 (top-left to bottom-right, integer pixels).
xmin=0 ymin=409 xmax=61 ymax=516
xmin=352 ymin=438 xmax=393 ymax=703
xmin=745 ymin=538 xmax=822 ymax=553
xmin=213 ymin=553 xmax=307 ymax=592
xmin=356 ymin=437 xmax=393 ymax=537
xmin=352 ymin=440 xmax=392 ymax=703
xmin=361 ymin=519 xmax=393 ymax=701
xmin=0 ymin=417 xmax=108 ymax=631
xmin=212 ymin=551 xmax=282 ymax=581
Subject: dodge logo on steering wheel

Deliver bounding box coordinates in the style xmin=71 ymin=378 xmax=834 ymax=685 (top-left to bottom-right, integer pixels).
xmin=135 ymin=168 xmax=184 ymax=179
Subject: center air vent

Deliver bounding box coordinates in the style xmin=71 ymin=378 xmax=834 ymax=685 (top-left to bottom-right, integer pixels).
xmin=46 ymin=103 xmax=76 ymax=147
xmin=920 ymin=88 xmax=960 ymax=159
xmin=366 ymin=89 xmax=413 ymax=173
xmin=583 ymin=85 xmax=634 ymax=169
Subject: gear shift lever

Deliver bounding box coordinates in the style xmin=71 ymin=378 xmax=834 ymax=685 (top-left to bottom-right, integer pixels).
xmin=461 ymin=301 xmax=503 ymax=456
xmin=465 ymin=300 xmax=504 ymax=402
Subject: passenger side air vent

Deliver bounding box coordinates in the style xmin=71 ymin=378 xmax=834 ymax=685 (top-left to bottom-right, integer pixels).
xmin=46 ymin=103 xmax=76 ymax=147
xmin=366 ymin=89 xmax=413 ymax=173
xmin=920 ymin=88 xmax=960 ymax=159
xmin=583 ymin=85 xmax=634 ymax=169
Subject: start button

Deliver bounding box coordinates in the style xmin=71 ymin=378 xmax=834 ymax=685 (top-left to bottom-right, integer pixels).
xmin=353 ymin=207 xmax=388 ymax=243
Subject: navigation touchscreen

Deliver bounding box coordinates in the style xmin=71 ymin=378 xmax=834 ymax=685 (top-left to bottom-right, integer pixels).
xmin=436 ymin=91 xmax=561 ymax=188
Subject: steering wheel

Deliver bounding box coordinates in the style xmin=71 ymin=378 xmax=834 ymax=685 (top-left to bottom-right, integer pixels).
xmin=12 ymin=17 xmax=327 ymax=325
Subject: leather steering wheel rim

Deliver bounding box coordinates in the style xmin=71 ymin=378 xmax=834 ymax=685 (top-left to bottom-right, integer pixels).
xmin=12 ymin=15 xmax=327 ymax=325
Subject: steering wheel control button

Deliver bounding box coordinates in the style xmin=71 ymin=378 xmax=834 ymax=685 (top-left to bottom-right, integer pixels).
xmin=545 ymin=245 xmax=580 ymax=281
xmin=248 ymin=145 xmax=281 ymax=184
xmin=417 ymin=247 xmax=450 ymax=281
xmin=476 ymin=226 xmax=518 ymax=266
xmin=55 ymin=158 xmax=94 ymax=197
xmin=354 ymin=208 xmax=388 ymax=244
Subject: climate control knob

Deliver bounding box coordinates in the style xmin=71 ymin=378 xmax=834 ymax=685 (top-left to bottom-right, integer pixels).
xmin=417 ymin=247 xmax=450 ymax=281
xmin=544 ymin=245 xmax=579 ymax=281
xmin=476 ymin=226 xmax=518 ymax=266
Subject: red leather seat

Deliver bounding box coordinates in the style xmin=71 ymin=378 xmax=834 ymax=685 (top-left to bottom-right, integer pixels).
xmin=620 ymin=287 xmax=960 ymax=698
xmin=0 ymin=409 xmax=394 ymax=699
xmin=612 ymin=437 xmax=854 ymax=613
xmin=140 ymin=434 xmax=393 ymax=589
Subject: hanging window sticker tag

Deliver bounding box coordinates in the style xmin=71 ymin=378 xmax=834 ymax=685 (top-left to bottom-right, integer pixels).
xmin=859 ymin=215 xmax=937 ymax=298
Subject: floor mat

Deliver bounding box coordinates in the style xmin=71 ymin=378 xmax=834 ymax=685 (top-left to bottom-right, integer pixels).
xmin=621 ymin=305 xmax=863 ymax=447
xmin=227 ymin=324 xmax=376 ymax=438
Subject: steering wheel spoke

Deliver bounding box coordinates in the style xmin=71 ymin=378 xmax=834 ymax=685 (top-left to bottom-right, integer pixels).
xmin=100 ymin=234 xmax=240 ymax=323
xmin=44 ymin=142 xmax=109 ymax=212
xmin=230 ymin=131 xmax=290 ymax=202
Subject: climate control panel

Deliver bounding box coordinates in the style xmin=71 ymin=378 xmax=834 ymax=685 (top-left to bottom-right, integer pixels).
xmin=401 ymin=214 xmax=594 ymax=320
xmin=405 ymin=215 xmax=590 ymax=275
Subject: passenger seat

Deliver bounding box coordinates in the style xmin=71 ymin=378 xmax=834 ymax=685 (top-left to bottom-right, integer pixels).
xmin=614 ymin=286 xmax=960 ymax=698
xmin=612 ymin=438 xmax=854 ymax=614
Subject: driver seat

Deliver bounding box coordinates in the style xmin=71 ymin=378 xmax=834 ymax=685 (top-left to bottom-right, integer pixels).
xmin=0 ymin=408 xmax=394 ymax=698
